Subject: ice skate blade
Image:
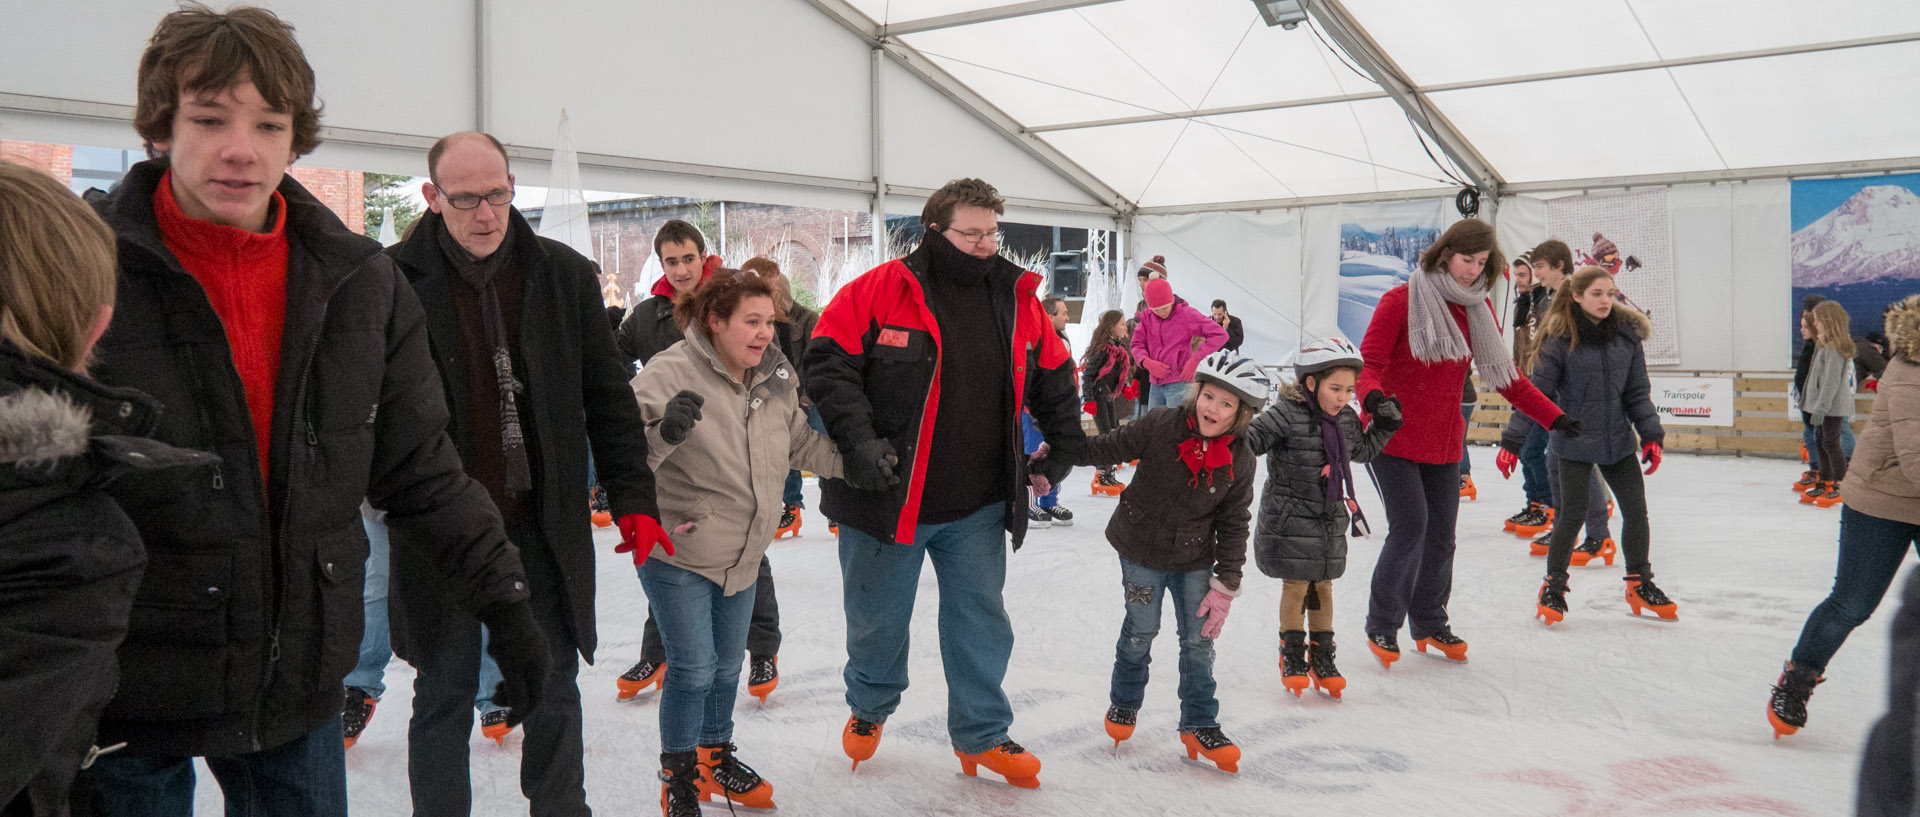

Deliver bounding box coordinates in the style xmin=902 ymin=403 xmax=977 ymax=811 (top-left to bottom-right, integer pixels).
xmin=698 ymin=797 xmax=775 ymax=813
xmin=1413 ymin=642 xmax=1469 ymax=663
xmin=955 ymin=771 xmax=1040 ymax=789
xmin=1180 ymin=756 xmax=1239 ymax=774
xmin=1625 ymin=609 xmax=1679 ymax=622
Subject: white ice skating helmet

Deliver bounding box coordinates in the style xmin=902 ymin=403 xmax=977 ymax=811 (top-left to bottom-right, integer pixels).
xmin=1194 ymin=351 xmax=1272 ymax=411
xmin=1294 ymin=336 xmax=1363 ymax=383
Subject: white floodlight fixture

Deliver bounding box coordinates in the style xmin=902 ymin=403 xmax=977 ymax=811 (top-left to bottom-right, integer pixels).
xmin=1253 ymin=0 xmax=1307 ymax=29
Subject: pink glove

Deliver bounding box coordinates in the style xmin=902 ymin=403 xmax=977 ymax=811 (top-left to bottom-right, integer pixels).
xmin=1195 ymin=587 xmax=1235 ymax=640
xmin=1177 ymin=355 xmax=1201 ymax=383
xmin=1141 ymin=358 xmax=1171 ymax=380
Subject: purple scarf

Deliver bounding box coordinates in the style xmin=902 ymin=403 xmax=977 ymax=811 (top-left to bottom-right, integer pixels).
xmin=1318 ymin=405 xmax=1370 ymax=537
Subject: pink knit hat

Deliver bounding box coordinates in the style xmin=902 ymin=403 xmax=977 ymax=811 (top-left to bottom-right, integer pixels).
xmin=1144 ymin=278 xmax=1174 ymax=309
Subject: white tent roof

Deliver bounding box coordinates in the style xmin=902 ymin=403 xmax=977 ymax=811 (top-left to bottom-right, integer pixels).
xmin=3 ymin=0 xmax=1917 ymax=224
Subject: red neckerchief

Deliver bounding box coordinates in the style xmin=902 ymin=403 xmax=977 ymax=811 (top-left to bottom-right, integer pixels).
xmin=1176 ymin=412 xmax=1237 ymax=488
xmin=649 ymin=253 xmax=723 ymax=297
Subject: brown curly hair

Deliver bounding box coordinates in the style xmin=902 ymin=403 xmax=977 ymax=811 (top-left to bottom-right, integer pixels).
xmin=134 ymin=3 xmax=323 ymax=157
xmin=673 ymin=268 xmax=778 ymax=337
xmin=1418 ymin=219 xmax=1505 ymax=290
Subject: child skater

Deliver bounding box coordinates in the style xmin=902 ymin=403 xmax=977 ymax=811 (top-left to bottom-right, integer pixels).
xmin=1496 ymin=266 xmax=1670 ymax=625
xmin=1082 ymin=309 xmax=1134 ymax=495
xmin=1800 ymin=300 xmax=1858 ymax=508
xmin=1244 ymin=337 xmax=1401 ymax=698
xmin=1034 ymin=351 xmax=1268 ymax=772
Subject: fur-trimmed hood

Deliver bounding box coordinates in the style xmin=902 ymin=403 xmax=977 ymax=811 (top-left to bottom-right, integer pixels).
xmin=1888 ymin=294 xmax=1920 ymax=361
xmin=0 ymin=388 xmax=93 ymax=468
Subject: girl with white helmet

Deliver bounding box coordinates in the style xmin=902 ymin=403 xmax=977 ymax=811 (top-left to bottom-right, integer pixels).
xmin=1243 ymin=337 xmax=1401 ymax=699
xmin=1029 ymin=350 xmax=1266 ymax=772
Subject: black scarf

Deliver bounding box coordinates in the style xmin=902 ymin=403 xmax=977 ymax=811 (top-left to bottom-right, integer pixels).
xmin=435 ymin=220 xmax=532 ymax=497
xmin=925 ymin=229 xmax=997 ymax=285
xmin=1575 ymin=309 xmax=1617 ymax=347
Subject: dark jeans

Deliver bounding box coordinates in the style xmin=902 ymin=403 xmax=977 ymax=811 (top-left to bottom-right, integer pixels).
xmin=1094 ymin=396 xmax=1122 ymax=470
xmin=1802 ymin=415 xmax=1857 ymax=470
xmin=1519 ymin=426 xmax=1552 ymax=505
xmin=639 ymin=560 xmax=756 ymax=754
xmin=1458 ymin=404 xmax=1473 ymax=475
xmin=1366 ymin=453 xmax=1461 ymax=639
xmin=1544 ymin=454 xmax=1650 ymax=580
xmin=1111 ymin=558 xmax=1218 ymax=730
xmin=1547 ymin=450 xmax=1612 ymax=542
xmin=641 ymin=556 xmax=779 ymax=663
xmin=1789 ymin=507 xmax=1920 ymax=672
xmin=85 ymin=717 xmax=346 ymax=817
xmin=1815 ymin=415 xmax=1850 ymax=483
xmin=1858 ymin=569 xmax=1920 ymax=817
xmin=404 ymin=522 xmax=587 ymax=817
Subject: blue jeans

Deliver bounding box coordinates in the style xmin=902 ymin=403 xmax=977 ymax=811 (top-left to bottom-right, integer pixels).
xmin=1458 ymin=404 xmax=1474 ymax=475
xmin=640 ymin=559 xmax=756 ymax=753
xmin=86 ymin=716 xmax=347 ymax=817
xmin=1519 ymin=426 xmax=1551 ymax=505
xmin=346 ymin=513 xmax=503 ymax=713
xmin=1111 ymin=559 xmax=1219 ymax=730
xmin=1020 ymin=411 xmax=1061 ymax=508
xmin=1547 ymin=450 xmax=1612 ymax=541
xmin=782 ymin=405 xmax=827 ymax=508
xmin=1803 ymin=418 xmax=1858 ymax=469
xmin=838 ymin=504 xmax=1014 ymax=754
xmin=1790 ymin=507 xmax=1920 ymax=671
xmin=1146 ymin=380 xmax=1193 ymax=409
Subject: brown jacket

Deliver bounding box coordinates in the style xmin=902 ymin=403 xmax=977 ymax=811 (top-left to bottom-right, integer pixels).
xmin=1840 ymin=297 xmax=1920 ymax=526
xmin=632 ymin=329 xmax=841 ymax=594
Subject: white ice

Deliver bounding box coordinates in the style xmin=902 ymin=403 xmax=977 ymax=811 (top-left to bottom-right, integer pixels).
xmin=204 ymin=447 xmax=1894 ymax=816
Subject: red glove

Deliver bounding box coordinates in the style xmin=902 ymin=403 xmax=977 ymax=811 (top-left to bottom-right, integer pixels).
xmin=1641 ymin=441 xmax=1662 ymax=475
xmin=1121 ymin=381 xmax=1139 ymax=400
xmin=1495 ymin=447 xmax=1518 ymax=480
xmin=614 ymin=514 xmax=674 ymax=567
xmin=1177 ymin=355 xmax=1202 ymax=383
xmin=1141 ymin=359 xmax=1171 ymax=380
xmin=1865 ymin=377 xmax=1879 ymax=393
xmin=1083 ymin=400 xmax=1098 ymax=416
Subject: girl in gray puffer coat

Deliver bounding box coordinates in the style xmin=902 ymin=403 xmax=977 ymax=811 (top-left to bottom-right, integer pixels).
xmin=1499 ymin=266 xmax=1668 ymax=626
xmin=1244 ymin=337 xmax=1399 ymax=699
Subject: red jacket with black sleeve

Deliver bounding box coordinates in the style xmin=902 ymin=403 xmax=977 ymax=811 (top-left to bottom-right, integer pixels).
xmin=1357 ymin=283 xmax=1563 ymax=464
xmin=805 ymin=243 xmax=1084 ymax=547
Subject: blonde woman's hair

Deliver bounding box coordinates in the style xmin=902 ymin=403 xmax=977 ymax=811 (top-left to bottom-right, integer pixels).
xmin=0 ymin=161 xmax=118 ymax=372
xmin=1810 ymin=300 xmax=1856 ymax=358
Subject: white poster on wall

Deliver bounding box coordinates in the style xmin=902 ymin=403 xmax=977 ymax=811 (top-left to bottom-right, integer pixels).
xmin=1649 ymin=376 xmax=1735 ymax=427
xmin=1545 ymin=190 xmax=1681 ymax=365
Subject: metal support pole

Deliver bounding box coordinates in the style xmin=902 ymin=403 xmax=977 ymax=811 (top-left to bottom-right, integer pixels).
xmin=474 ymin=0 xmax=492 ymax=132
xmin=870 ymin=45 xmax=887 ymax=268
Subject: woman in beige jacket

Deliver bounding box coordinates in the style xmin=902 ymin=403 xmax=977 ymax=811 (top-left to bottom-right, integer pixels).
xmin=629 ymin=268 xmax=841 ymax=813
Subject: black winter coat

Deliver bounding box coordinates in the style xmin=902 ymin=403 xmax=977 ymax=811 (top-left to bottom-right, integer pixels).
xmin=616 ymin=293 xmax=682 ymax=367
xmin=91 ymin=160 xmax=531 ymax=757
xmin=1242 ymin=385 xmax=1393 ymax=582
xmin=387 ymin=208 xmax=658 ymax=662
xmin=1501 ymin=309 xmax=1665 ymax=465
xmin=776 ymin=302 xmax=819 ymax=395
xmin=0 ymin=345 xmax=210 ymax=815
xmin=1065 ymin=407 xmax=1252 ymax=590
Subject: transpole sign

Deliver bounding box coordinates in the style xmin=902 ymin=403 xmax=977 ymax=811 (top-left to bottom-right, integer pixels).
xmin=1649 ymin=376 xmax=1734 ymax=427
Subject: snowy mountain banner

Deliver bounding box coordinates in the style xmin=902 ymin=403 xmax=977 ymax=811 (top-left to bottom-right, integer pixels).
xmin=1335 ymin=199 xmax=1449 ymax=346
xmin=1789 ymin=173 xmax=1920 ymax=361
xmin=1545 ymin=190 xmax=1680 ymax=365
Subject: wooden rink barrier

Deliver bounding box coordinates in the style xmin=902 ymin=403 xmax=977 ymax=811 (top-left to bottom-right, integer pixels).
xmin=1466 ymin=371 xmax=1872 ymax=459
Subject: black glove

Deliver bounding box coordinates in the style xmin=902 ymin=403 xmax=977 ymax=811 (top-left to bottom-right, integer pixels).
xmin=844 ymin=438 xmax=901 ymax=492
xmin=478 ymin=601 xmax=552 ymax=728
xmin=1362 ymin=390 xmax=1387 ymax=415
xmin=1551 ymin=414 xmax=1583 ymax=438
xmin=1029 ymin=453 xmax=1073 ymax=487
xmin=1370 ymin=395 xmax=1404 ymax=432
xmin=658 ymin=390 xmax=704 ymax=445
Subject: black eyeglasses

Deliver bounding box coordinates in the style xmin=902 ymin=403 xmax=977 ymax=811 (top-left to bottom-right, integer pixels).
xmin=439 ymin=186 xmax=514 ymax=210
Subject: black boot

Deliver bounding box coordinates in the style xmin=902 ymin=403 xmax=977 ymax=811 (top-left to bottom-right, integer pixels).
xmin=1279 ymin=630 xmax=1310 ymax=695
xmin=1768 ymin=660 xmax=1824 ymax=737
xmin=1308 ymin=631 xmax=1346 ymax=697
xmin=1537 ymin=575 xmax=1569 ymax=625
xmin=659 ymin=751 xmax=701 ymax=817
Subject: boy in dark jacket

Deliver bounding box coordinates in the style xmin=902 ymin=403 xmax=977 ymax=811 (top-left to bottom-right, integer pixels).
xmin=1037 ymin=352 xmax=1267 ymax=773
xmin=1244 ymin=337 xmax=1398 ymax=699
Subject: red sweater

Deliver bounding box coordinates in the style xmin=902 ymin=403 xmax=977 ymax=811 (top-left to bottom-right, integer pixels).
xmin=154 ymin=172 xmax=289 ymax=485
xmin=1357 ymin=284 xmax=1562 ymax=464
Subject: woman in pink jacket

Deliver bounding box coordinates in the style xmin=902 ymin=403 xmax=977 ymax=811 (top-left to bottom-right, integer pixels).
xmin=1132 ymin=278 xmax=1231 ymax=409
xmin=1356 ymin=219 xmax=1570 ymax=668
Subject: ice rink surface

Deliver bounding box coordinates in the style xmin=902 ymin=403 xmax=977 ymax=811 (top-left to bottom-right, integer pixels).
xmin=216 ymin=447 xmax=1894 ymax=816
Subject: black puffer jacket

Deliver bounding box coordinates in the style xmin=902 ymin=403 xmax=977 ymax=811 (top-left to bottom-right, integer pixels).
xmin=0 ymin=344 xmax=210 ymax=815
xmin=92 ymin=159 xmax=531 ymax=757
xmin=1065 ymin=406 xmax=1252 ymax=590
xmin=1501 ymin=307 xmax=1664 ymax=465
xmin=1243 ymin=384 xmax=1393 ymax=582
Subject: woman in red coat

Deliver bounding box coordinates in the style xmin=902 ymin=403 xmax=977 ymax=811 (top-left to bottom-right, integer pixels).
xmin=1356 ymin=219 xmax=1571 ymax=667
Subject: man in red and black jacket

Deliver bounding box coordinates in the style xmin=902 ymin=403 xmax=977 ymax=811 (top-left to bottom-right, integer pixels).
xmin=805 ymin=178 xmax=1083 ymax=788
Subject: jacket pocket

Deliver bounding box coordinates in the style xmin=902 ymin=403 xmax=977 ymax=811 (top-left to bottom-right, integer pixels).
xmin=1171 ymin=523 xmax=1215 ymax=564
xmin=112 ymin=550 xmax=235 ymax=720
xmin=313 ymin=524 xmax=369 ymax=691
xmin=865 ymin=326 xmax=933 ymax=439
